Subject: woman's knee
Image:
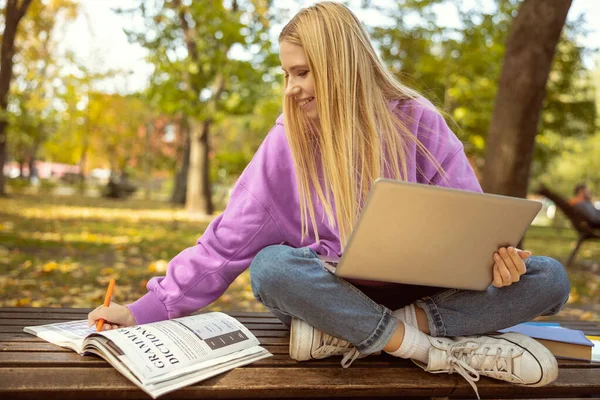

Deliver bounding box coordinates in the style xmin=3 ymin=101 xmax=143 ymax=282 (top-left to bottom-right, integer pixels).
xmin=527 ymin=256 xmax=570 ymax=313
xmin=249 ymin=245 xmax=298 ymax=299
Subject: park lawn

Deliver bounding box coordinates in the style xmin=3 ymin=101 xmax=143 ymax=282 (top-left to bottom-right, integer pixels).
xmin=1 ymin=193 xmax=599 ymax=319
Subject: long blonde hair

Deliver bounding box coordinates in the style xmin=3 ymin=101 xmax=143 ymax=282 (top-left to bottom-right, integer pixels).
xmin=280 ymin=1 xmax=442 ymax=248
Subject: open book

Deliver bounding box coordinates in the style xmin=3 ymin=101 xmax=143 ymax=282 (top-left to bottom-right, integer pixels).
xmin=24 ymin=312 xmax=272 ymax=398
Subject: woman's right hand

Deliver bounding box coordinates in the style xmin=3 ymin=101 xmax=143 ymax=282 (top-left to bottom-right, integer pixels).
xmin=88 ymin=302 xmax=137 ymax=330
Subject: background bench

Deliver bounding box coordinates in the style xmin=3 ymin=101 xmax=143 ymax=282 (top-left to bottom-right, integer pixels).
xmin=1 ymin=307 xmax=599 ymax=399
xmin=538 ymin=186 xmax=600 ymax=267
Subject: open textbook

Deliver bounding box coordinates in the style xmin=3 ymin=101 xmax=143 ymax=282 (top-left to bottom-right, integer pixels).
xmin=24 ymin=312 xmax=272 ymax=398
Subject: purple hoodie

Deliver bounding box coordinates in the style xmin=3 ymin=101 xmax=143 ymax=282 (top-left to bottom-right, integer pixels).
xmin=128 ymin=98 xmax=482 ymax=324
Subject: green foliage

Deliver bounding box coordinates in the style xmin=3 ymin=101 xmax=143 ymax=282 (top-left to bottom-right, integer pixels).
xmin=211 ymin=85 xmax=283 ymax=181
xmin=7 ymin=0 xmax=79 ymax=170
xmin=112 ymin=0 xmax=282 ymax=204
xmin=118 ymin=0 xmax=279 ymax=122
xmin=370 ymin=0 xmax=597 ymax=172
xmin=534 ymin=132 xmax=600 ymax=197
xmin=533 ymin=17 xmax=598 ymax=172
xmin=5 ymin=0 xmax=596 ymax=190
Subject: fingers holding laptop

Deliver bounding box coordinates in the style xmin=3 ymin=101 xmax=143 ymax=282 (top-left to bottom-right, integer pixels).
xmin=492 ymin=247 xmax=532 ymax=288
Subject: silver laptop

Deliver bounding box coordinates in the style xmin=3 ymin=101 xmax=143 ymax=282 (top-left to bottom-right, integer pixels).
xmin=332 ymin=179 xmax=542 ymax=291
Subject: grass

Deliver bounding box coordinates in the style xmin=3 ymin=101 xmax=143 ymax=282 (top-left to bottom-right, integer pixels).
xmin=0 ymin=193 xmax=260 ymax=312
xmin=1 ymin=193 xmax=599 ymax=320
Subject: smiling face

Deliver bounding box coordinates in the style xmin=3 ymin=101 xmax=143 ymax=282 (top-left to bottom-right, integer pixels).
xmin=280 ymin=40 xmax=318 ymax=121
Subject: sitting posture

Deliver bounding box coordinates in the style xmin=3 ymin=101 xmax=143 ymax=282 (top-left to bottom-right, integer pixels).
xmin=89 ymin=2 xmax=570 ymax=397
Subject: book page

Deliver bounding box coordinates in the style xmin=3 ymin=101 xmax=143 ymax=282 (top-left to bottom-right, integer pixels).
xmin=24 ymin=320 xmax=95 ymax=354
xmin=90 ymin=312 xmax=265 ymax=383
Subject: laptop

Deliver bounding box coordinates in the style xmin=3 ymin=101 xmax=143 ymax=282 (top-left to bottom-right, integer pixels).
xmin=330 ymin=179 xmax=542 ymax=291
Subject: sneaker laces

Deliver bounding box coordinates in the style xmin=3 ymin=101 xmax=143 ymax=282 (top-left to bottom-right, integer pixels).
xmin=312 ymin=332 xmax=362 ymax=368
xmin=313 ymin=333 xmax=354 ymax=356
xmin=341 ymin=347 xmax=361 ymax=368
xmin=431 ymin=338 xmax=517 ymax=399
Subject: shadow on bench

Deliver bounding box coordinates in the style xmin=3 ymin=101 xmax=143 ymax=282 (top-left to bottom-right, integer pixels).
xmin=537 ymin=185 xmax=600 ymax=267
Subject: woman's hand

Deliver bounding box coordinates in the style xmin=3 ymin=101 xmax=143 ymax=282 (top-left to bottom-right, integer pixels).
xmin=88 ymin=302 xmax=137 ymax=331
xmin=492 ymin=246 xmax=531 ymax=288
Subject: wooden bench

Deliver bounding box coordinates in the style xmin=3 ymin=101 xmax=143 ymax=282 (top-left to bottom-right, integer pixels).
xmin=537 ymin=186 xmax=600 ymax=267
xmin=1 ymin=307 xmax=599 ymax=399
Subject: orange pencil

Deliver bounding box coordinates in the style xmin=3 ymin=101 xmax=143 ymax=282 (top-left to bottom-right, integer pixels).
xmin=96 ymin=278 xmax=116 ymax=332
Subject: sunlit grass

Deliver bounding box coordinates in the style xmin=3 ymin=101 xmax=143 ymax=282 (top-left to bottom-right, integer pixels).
xmin=0 ymin=193 xmax=263 ymax=312
xmin=1 ymin=193 xmax=598 ymax=320
xmin=1 ymin=193 xmax=215 ymax=223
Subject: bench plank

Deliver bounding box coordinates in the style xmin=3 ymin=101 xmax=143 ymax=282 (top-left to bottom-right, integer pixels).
xmin=1 ymin=367 xmax=599 ymax=399
xmin=0 ymin=313 xmax=283 ymax=325
xmin=0 ymin=319 xmax=288 ymax=331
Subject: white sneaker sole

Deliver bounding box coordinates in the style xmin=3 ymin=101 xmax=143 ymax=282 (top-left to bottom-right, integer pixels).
xmin=289 ymin=318 xmax=314 ymax=361
xmin=487 ymin=332 xmax=559 ymax=387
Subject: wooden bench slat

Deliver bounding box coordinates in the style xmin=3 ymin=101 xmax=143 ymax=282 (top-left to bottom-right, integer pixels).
xmin=0 ymin=319 xmax=288 ymax=332
xmin=0 ymin=307 xmax=94 ymax=314
xmin=0 ymin=312 xmax=86 ymax=320
xmin=0 ymin=333 xmax=291 ymax=345
xmin=1 ymin=326 xmax=34 ymax=333
xmin=1 ymin=367 xmax=599 ymax=398
xmin=0 ymin=352 xmax=421 ymax=369
xmin=1 ymin=350 xmax=598 ymax=371
xmin=0 ymin=307 xmax=263 ymax=314
xmin=0 ymin=312 xmax=283 ymax=324
xmin=0 ymin=326 xmax=291 ymax=337
xmin=7 ymin=324 xmax=599 ymax=338
xmin=0 ymin=342 xmax=289 ymax=355
xmin=3 ymin=307 xmax=595 ymax=324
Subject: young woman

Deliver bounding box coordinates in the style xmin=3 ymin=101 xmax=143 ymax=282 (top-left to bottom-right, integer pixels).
xmin=89 ymin=2 xmax=570 ymax=396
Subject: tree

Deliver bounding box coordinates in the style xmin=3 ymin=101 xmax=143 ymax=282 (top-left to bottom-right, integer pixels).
xmin=539 ymin=132 xmax=600 ymax=197
xmin=119 ymin=0 xmax=279 ymax=214
xmin=482 ymin=0 xmax=573 ymax=198
xmin=370 ymin=0 xmax=595 ymax=178
xmin=0 ymin=0 xmax=33 ymax=195
xmin=43 ymin=61 xmax=117 ymax=177
xmin=7 ymin=0 xmax=79 ymax=181
xmin=170 ymin=116 xmax=190 ymax=204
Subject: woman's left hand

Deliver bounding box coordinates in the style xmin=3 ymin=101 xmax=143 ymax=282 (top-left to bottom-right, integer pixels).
xmin=492 ymin=246 xmax=531 ymax=288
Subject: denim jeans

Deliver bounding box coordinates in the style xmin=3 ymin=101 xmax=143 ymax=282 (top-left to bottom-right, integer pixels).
xmin=249 ymin=245 xmax=570 ymax=355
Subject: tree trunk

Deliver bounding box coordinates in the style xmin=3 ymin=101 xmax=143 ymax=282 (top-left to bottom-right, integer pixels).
xmin=78 ymin=92 xmax=90 ymax=191
xmin=27 ymin=137 xmax=41 ymax=181
xmin=185 ymin=118 xmax=214 ymax=214
xmin=173 ymin=0 xmax=226 ymax=215
xmin=27 ymin=153 xmax=36 ymax=180
xmin=78 ymin=143 xmax=87 ymax=194
xmin=171 ymin=118 xmax=190 ymax=204
xmin=0 ymin=0 xmax=33 ymax=196
xmin=144 ymin=122 xmax=153 ymax=200
xmin=482 ymin=0 xmax=572 ymax=198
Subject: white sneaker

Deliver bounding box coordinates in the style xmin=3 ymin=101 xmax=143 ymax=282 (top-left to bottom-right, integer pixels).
xmin=289 ymin=318 xmax=362 ymax=367
xmin=414 ymin=332 xmax=558 ymax=399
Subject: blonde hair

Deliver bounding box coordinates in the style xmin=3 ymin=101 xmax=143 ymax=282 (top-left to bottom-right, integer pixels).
xmin=280 ymin=1 xmax=442 ymax=248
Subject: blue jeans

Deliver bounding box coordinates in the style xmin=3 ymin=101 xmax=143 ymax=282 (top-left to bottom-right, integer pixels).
xmin=249 ymin=245 xmax=570 ymax=355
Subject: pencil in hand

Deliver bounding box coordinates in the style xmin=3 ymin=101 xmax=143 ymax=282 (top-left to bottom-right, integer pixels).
xmin=96 ymin=278 xmax=116 ymax=332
